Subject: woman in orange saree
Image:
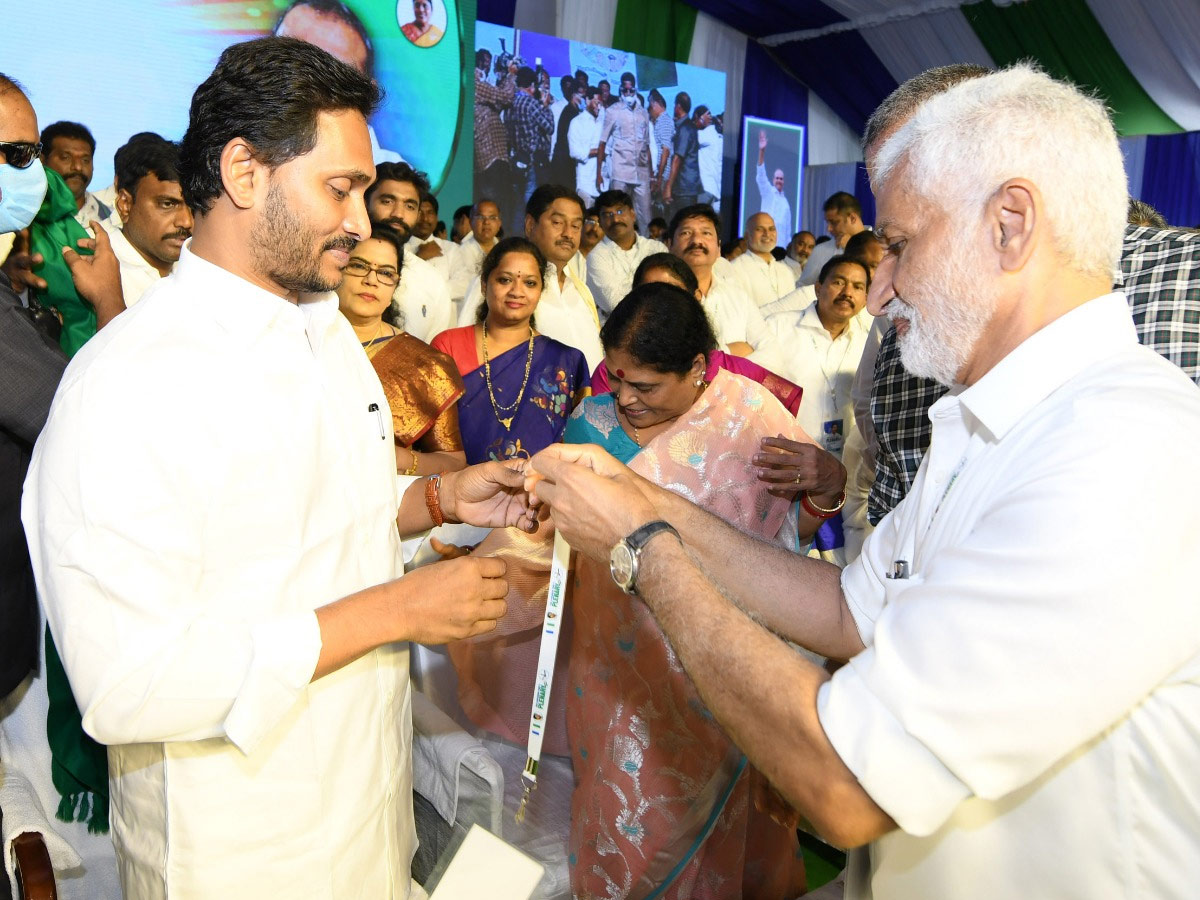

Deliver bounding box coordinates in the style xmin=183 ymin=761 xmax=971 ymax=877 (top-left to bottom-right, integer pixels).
xmin=336 ymin=229 xmax=466 ymax=474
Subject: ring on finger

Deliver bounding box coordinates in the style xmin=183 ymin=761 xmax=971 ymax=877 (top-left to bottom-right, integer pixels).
xmin=794 ymin=472 xmax=804 ymax=484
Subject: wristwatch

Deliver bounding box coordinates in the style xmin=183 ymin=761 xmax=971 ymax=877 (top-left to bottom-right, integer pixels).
xmin=609 ymin=520 xmax=680 ymax=595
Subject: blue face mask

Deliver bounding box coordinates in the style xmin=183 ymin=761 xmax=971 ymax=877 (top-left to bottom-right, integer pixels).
xmin=0 ymin=158 xmax=48 ymax=234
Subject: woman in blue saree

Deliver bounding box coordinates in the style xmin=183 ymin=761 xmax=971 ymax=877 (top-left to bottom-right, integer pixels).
xmin=431 ymin=236 xmax=590 ymax=464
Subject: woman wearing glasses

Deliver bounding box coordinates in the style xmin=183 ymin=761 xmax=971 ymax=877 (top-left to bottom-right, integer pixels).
xmin=336 ymin=228 xmax=466 ymax=475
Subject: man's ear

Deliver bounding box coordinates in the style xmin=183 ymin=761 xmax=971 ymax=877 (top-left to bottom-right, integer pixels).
xmin=524 ymin=213 xmax=536 ymax=239
xmin=219 ymin=138 xmax=264 ymax=211
xmin=115 ymin=188 xmax=134 ymax=222
xmin=990 ymin=178 xmax=1038 ymax=272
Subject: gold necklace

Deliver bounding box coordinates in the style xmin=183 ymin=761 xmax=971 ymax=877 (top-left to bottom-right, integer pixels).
xmin=482 ymin=324 xmax=535 ymax=430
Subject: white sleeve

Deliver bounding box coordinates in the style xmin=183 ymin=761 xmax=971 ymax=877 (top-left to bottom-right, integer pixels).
xmin=568 ymin=116 xmax=590 ymax=164
xmin=824 ymin=396 xmax=1200 ymax=835
xmin=584 ymin=246 xmax=624 ymax=318
xmin=756 ymin=162 xmax=771 ymax=200
xmin=24 ymin=380 xmax=322 ymax=756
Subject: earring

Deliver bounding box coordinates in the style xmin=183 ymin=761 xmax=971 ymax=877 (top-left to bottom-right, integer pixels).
xmin=694 ymin=378 xmax=703 ymax=387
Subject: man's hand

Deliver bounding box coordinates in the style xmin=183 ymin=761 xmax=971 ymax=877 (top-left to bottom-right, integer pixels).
xmin=595 ymin=170 xmax=604 ymax=191
xmin=63 ymin=221 xmax=125 ymax=328
xmin=1 ymin=228 xmax=47 ymax=292
xmin=415 ymin=241 xmax=443 ymax=261
xmin=758 ymin=129 xmax=768 ymax=151
xmin=390 ymin=556 xmax=509 ymax=644
xmin=441 ymin=460 xmax=537 ymax=531
xmin=526 ymin=443 xmax=658 ymax=560
xmin=754 ymin=435 xmax=846 ymax=502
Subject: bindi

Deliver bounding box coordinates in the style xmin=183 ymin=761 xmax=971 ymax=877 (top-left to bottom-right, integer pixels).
xmin=615 ymin=368 xmax=625 ymax=378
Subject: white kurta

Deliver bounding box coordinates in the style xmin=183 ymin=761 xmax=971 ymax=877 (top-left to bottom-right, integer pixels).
xmin=406 ymin=234 xmax=470 ymax=303
xmin=584 ymin=233 xmax=668 ymax=319
xmin=798 ymin=238 xmax=840 ymax=286
xmin=728 ymin=251 xmax=797 ymax=307
xmin=764 ymin=300 xmax=868 ymax=450
xmin=823 ymin=293 xmax=1200 ymax=899
xmin=101 ymin=223 xmax=166 ymax=306
xmin=392 ymin=250 xmax=454 ymax=343
xmin=23 ymin=245 xmax=419 ymax=899
xmin=700 ymin=273 xmax=787 ymax=373
xmin=568 ymin=111 xmax=605 ymax=198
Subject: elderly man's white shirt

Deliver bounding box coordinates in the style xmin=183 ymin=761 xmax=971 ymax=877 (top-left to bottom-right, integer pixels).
xmin=821 ymin=293 xmax=1200 ymax=899
xmin=22 ymin=247 xmax=419 ymax=899
xmin=393 ymin=251 xmax=453 ymax=343
xmin=101 ymin=222 xmax=166 ymax=306
xmin=729 ymin=251 xmax=796 ymax=307
xmin=457 ymin=263 xmax=603 ymax=372
xmin=755 ymin=163 xmax=791 ymax=248
xmin=765 ymin=300 xmax=867 ymax=448
xmin=585 ymin=233 xmax=667 ymax=319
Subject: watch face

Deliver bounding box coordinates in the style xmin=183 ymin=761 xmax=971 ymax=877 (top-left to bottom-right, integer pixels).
xmin=609 ymin=542 xmax=635 ymax=592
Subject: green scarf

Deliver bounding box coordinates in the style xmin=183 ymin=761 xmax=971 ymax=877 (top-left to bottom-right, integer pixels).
xmin=45 ymin=630 xmax=109 ymax=833
xmin=29 ymin=168 xmax=96 ymax=357
xmin=32 ymin=169 xmax=111 ymax=832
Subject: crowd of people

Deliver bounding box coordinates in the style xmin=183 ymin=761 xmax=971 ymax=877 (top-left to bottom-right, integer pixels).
xmin=2 ymin=18 xmax=1200 ymax=900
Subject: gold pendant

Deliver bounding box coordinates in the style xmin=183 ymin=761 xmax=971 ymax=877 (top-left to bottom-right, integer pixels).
xmin=500 ymin=416 xmax=513 ymax=430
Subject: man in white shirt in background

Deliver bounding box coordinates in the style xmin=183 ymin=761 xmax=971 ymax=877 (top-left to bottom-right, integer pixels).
xmin=39 ymin=121 xmax=113 ymax=228
xmin=568 ymin=86 xmax=605 ymax=210
xmin=766 ymin=256 xmax=869 ymax=454
xmin=23 ymin=37 xmax=531 ymax=899
xmin=729 ymin=211 xmax=795 ymax=307
xmin=455 ymin=197 xmax=502 ymax=284
xmin=696 ymin=106 xmax=723 ymax=212
xmin=782 ymin=229 xmax=815 ymax=282
xmin=585 ymin=188 xmax=667 ymax=321
xmin=799 ymin=191 xmax=867 ymax=286
xmin=407 ymin=192 xmax=470 ymax=304
xmin=101 ymin=134 xmax=193 ymax=306
xmin=366 ymin=160 xmax=453 ymax=342
xmin=668 ymin=203 xmax=784 ymax=370
xmin=754 ymin=129 xmax=791 ymax=248
xmin=458 ymin=184 xmax=603 ymax=371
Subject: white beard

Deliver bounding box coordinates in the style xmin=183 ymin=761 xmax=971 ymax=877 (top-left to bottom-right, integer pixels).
xmin=887 ymin=239 xmax=998 ymax=386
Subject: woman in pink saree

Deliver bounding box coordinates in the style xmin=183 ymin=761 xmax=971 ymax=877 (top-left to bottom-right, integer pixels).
xmin=561 ymin=283 xmax=845 ymax=899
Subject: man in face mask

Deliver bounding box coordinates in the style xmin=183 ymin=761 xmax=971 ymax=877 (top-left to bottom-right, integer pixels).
xmin=0 ymin=71 xmax=123 ymax=700
xmin=595 ymin=71 xmax=652 ymax=237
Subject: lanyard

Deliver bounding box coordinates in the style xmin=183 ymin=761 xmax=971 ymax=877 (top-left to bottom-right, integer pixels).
xmin=515 ymin=530 xmax=572 ymax=823
xmin=808 ymin=330 xmax=853 ymax=416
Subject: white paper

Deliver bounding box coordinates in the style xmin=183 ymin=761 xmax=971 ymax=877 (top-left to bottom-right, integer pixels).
xmin=427 ymin=824 xmax=544 ymax=900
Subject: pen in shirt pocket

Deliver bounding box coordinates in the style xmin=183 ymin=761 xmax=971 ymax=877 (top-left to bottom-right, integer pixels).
xmin=368 ymin=403 xmax=385 ymax=440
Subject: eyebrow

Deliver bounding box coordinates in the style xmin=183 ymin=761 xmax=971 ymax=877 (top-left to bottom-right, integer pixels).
xmin=342 ymin=169 xmax=374 ymax=186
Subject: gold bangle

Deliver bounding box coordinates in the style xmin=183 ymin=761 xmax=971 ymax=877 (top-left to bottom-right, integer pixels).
xmin=403 ymin=447 xmax=420 ymax=476
xmin=801 ymin=488 xmax=846 ymax=519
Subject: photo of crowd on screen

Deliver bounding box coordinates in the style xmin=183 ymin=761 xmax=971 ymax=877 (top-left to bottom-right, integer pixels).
xmin=473 ymin=21 xmax=726 ymax=229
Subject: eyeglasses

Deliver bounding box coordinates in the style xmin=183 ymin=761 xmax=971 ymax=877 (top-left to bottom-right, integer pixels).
xmin=619 ymin=87 xmax=636 ymax=95
xmin=474 ymin=213 xmax=501 ymax=222
xmin=599 ymin=208 xmax=629 ymax=220
xmin=0 ymin=141 xmax=42 ymax=169
xmin=584 ymin=217 xmax=600 ymax=227
xmin=344 ymin=258 xmax=400 ymax=286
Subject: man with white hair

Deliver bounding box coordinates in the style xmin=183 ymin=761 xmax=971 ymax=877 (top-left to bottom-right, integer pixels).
xmin=729 ymin=211 xmax=796 ymax=307
xmin=522 ymin=64 xmax=1200 ymax=899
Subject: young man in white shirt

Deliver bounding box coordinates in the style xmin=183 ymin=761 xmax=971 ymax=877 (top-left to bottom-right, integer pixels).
xmin=585 ymin=189 xmax=667 ymax=321
xmin=23 ymin=38 xmax=533 ymax=899
xmin=455 ymin=197 xmax=502 ymax=283
xmin=101 ymin=134 xmax=193 ymax=306
xmin=407 ymin=192 xmax=470 ymax=303
xmin=366 ymin=160 xmax=454 ymax=342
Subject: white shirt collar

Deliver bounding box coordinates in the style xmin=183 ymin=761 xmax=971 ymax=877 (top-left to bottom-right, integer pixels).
xmin=173 ymin=243 xmax=341 ymax=352
xmin=955 ymin=292 xmax=1136 ymax=441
